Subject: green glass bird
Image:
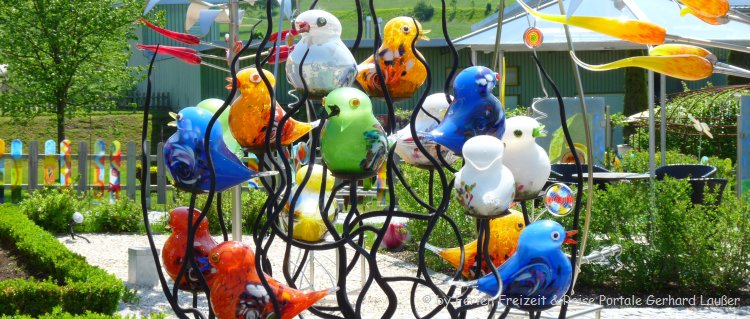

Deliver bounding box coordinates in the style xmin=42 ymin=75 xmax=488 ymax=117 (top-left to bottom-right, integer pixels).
xmin=321 ymin=87 xmax=387 ymax=180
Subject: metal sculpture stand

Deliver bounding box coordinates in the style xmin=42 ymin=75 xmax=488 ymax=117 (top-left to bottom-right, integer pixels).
xmin=138 ymin=0 xmax=585 ymax=318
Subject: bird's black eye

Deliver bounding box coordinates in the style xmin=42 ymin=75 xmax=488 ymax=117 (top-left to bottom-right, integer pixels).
xmin=550 ymin=231 xmax=561 ymax=241
xmin=514 ymin=129 xmax=522 ymax=137
xmin=317 ymin=17 xmax=327 ymax=27
xmin=401 ymin=26 xmax=410 ymax=33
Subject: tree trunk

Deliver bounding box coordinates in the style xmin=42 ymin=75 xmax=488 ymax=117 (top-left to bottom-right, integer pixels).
xmin=56 ymin=101 xmax=65 ymax=143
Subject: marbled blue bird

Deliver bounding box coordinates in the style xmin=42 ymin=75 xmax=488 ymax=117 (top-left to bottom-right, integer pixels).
xmin=451 ymin=220 xmax=577 ymax=311
xmin=422 ymin=66 xmax=505 ymax=155
xmin=164 ymin=107 xmax=271 ymax=193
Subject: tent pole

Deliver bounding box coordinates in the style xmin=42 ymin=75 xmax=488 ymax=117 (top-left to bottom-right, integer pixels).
xmin=648 ymin=71 xmax=656 ymax=180
xmin=660 ymin=74 xmax=667 ymax=166
xmin=229 ymin=0 xmax=242 ymax=241
xmin=491 ymin=0 xmax=506 ymax=71
xmin=556 ymin=0 xmax=594 ymax=309
xmin=665 ymin=34 xmax=750 ymax=54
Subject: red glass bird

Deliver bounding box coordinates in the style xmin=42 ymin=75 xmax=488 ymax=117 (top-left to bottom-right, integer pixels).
xmin=208 ymin=241 xmax=335 ymax=319
xmin=162 ymin=207 xmax=218 ymax=291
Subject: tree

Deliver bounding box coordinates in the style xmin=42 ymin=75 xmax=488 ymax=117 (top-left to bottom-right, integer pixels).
xmin=413 ymin=1 xmax=435 ymax=22
xmin=0 ymin=0 xmax=142 ymax=142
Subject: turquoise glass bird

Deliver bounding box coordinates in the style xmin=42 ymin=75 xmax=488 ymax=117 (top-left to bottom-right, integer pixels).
xmin=164 ymin=107 xmax=270 ymax=193
xmin=423 ymin=66 xmax=505 ymax=155
xmin=452 ymin=220 xmax=576 ymax=311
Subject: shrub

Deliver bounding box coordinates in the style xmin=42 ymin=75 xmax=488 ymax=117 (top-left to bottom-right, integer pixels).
xmin=87 ymin=199 xmax=143 ymax=233
xmin=0 ymin=279 xmax=61 ymax=317
xmin=577 ymin=178 xmax=750 ymax=294
xmin=19 ymin=188 xmax=85 ymax=234
xmin=394 ymin=163 xmax=476 ymax=272
xmin=413 ymin=1 xmax=435 ymax=22
xmin=619 ymin=150 xmax=735 ymax=184
xmin=1 ymin=308 xmax=167 ymax=318
xmin=0 ymin=206 xmax=124 ymax=315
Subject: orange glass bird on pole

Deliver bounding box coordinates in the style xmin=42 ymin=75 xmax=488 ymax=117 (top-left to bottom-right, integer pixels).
xmin=228 ymin=67 xmax=318 ymax=153
xmin=425 ymin=210 xmax=525 ymax=278
xmin=208 ymin=241 xmax=335 ymax=319
xmin=162 ymin=207 xmax=218 ymax=291
xmin=355 ymin=17 xmax=430 ymax=99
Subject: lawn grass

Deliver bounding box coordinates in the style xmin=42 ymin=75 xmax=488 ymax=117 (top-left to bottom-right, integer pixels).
xmin=0 ymin=113 xmax=151 ymax=154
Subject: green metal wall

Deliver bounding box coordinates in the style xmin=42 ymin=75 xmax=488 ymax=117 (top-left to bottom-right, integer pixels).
xmin=142 ymin=4 xmax=221 ymax=46
xmin=199 ymin=46 xmax=473 ymax=115
xmin=475 ymin=50 xmax=629 ymax=109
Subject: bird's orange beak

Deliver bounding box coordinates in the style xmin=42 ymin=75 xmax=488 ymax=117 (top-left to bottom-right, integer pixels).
xmin=295 ymin=21 xmax=310 ymax=33
xmin=225 ymin=77 xmax=242 ymax=91
xmin=564 ymin=230 xmax=578 ymax=245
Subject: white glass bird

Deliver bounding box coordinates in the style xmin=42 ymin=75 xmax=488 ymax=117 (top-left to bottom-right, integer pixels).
xmin=392 ymin=93 xmax=458 ymax=168
xmin=501 ymin=116 xmax=552 ymax=200
xmin=285 ymin=10 xmax=357 ymax=98
xmin=455 ymin=135 xmax=515 ymax=218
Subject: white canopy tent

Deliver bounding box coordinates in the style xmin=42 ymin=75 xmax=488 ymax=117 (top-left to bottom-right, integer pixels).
xmin=456 ymin=0 xmax=750 ymax=53
xmin=455 ymin=0 xmax=750 ymax=177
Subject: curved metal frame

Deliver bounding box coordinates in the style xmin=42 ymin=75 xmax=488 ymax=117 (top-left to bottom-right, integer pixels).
xmin=138 ymin=1 xmax=584 ymax=318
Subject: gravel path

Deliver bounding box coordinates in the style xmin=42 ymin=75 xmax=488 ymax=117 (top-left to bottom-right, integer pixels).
xmin=58 ymin=234 xmax=750 ymax=319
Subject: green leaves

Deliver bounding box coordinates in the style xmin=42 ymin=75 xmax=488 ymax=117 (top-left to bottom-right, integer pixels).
xmin=0 ymin=0 xmax=143 ymax=140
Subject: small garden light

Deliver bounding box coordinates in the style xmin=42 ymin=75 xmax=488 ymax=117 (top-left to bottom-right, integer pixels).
xmin=68 ymin=212 xmax=90 ymax=243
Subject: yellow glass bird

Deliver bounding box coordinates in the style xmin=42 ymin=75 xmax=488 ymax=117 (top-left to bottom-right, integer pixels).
xmin=425 ymin=210 xmax=525 ymax=278
xmin=518 ymin=0 xmax=666 ymax=45
xmin=228 ymin=67 xmax=317 ymax=153
xmin=355 ymin=17 xmax=429 ymax=99
xmin=279 ymin=164 xmax=339 ymax=242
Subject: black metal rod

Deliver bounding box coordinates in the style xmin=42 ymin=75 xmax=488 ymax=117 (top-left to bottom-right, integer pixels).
xmin=531 ymin=55 xmax=583 ymax=319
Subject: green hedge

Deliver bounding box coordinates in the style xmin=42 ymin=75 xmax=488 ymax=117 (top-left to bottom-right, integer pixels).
xmin=578 ymin=178 xmax=750 ymax=294
xmin=0 ymin=205 xmax=124 ymax=316
xmin=1 ymin=308 xmax=166 ymax=318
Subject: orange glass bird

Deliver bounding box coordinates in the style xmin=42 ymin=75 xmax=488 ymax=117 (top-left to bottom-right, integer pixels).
xmin=228 ymin=67 xmax=318 ymax=153
xmin=680 ymin=7 xmax=729 ymax=25
xmin=162 ymin=207 xmax=218 ymax=291
xmin=679 ymin=0 xmax=729 ymax=18
xmin=355 ymin=17 xmax=429 ymax=99
xmin=208 ymin=241 xmax=335 ymax=319
xmin=425 ymin=210 xmax=525 ymax=278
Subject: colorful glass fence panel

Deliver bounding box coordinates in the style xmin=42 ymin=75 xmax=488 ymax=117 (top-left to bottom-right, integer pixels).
xmin=43 ymin=140 xmax=57 ymax=186
xmin=0 ymin=139 xmax=5 ymax=203
xmin=10 ymin=139 xmax=22 ymax=203
xmin=60 ymin=140 xmax=72 ymax=187
xmin=93 ymin=140 xmax=106 ymax=197
xmin=110 ymin=141 xmax=122 ymax=202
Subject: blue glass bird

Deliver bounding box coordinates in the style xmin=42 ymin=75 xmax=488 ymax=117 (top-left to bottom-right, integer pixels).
xmin=452 ymin=220 xmax=576 ymax=311
xmin=423 ymin=66 xmax=505 ymax=155
xmin=164 ymin=107 xmax=271 ymax=193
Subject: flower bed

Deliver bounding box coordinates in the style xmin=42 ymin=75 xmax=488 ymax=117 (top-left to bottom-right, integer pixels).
xmin=0 ymin=205 xmax=124 ymax=316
